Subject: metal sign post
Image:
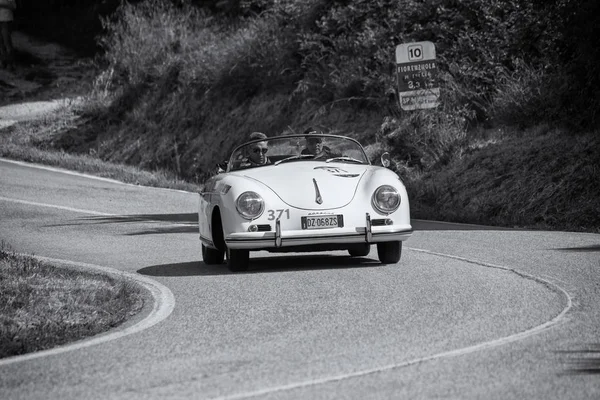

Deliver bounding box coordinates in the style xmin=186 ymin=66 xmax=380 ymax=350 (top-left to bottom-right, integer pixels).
xmin=395 ymin=41 xmax=440 ymax=111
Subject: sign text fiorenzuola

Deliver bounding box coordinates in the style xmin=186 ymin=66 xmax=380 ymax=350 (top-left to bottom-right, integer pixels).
xmin=397 ymin=62 xmax=437 ymax=73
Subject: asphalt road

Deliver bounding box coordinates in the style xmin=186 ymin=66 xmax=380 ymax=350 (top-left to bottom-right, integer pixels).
xmin=0 ymin=158 xmax=599 ymax=399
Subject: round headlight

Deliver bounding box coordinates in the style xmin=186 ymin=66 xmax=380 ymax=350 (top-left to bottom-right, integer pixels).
xmin=372 ymin=185 xmax=400 ymax=214
xmin=236 ymin=191 xmax=264 ymax=220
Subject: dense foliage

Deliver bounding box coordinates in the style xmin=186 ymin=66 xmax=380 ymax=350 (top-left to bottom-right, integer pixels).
xmin=16 ymin=0 xmax=600 ymax=230
xmin=19 ymin=0 xmax=599 ymax=126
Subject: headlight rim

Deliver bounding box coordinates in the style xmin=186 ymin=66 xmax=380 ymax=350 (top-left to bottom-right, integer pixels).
xmin=372 ymin=185 xmax=401 ymax=214
xmin=235 ymin=191 xmax=265 ymax=220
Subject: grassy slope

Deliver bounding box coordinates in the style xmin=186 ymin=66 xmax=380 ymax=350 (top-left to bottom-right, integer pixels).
xmin=5 ymin=2 xmax=599 ymax=234
xmin=5 ymin=93 xmax=597 ymax=233
xmin=0 ymin=246 xmax=144 ymax=358
xmin=408 ymin=128 xmax=600 ymax=232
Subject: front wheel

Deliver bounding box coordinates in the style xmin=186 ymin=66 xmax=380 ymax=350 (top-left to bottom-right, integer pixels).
xmin=348 ymin=243 xmax=371 ymax=257
xmin=227 ymin=248 xmax=249 ymax=272
xmin=202 ymin=244 xmax=224 ymax=265
xmin=377 ymin=241 xmax=402 ymax=264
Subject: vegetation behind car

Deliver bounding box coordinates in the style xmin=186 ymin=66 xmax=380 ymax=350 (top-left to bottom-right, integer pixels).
xmin=8 ymin=0 xmax=600 ymax=233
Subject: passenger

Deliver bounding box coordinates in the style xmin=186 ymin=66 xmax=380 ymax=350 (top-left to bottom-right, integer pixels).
xmin=301 ymin=127 xmax=336 ymax=159
xmin=248 ymin=131 xmax=267 ymax=141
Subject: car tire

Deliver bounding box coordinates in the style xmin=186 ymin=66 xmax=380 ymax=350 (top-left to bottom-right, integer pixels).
xmin=377 ymin=241 xmax=402 ymax=264
xmin=348 ymin=244 xmax=371 ymax=257
xmin=227 ymin=248 xmax=249 ymax=272
xmin=202 ymin=244 xmax=224 ymax=265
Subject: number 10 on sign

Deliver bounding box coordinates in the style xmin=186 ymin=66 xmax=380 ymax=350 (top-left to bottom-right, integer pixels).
xmin=395 ymin=41 xmax=436 ymax=64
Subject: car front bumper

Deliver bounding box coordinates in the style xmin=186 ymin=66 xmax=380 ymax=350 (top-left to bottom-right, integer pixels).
xmin=224 ymin=214 xmax=412 ymax=250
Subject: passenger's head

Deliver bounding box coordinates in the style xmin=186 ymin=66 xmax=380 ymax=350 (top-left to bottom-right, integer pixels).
xmin=249 ymin=131 xmax=267 ymax=141
xmin=304 ymin=127 xmax=323 ymax=154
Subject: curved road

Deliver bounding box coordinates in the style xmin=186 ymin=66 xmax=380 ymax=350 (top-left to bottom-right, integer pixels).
xmin=0 ymin=159 xmax=599 ymax=399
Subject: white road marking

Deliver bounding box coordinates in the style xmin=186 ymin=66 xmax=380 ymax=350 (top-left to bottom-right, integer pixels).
xmin=212 ymin=247 xmax=573 ymax=400
xmin=0 ymin=157 xmax=575 ymax=389
xmin=0 ymin=195 xmax=116 ymax=216
xmin=0 ymin=158 xmax=128 ymax=185
xmin=0 ymin=255 xmax=175 ymax=367
xmin=0 ymin=196 xmax=195 ymax=228
xmin=0 ymin=158 xmax=194 ymax=193
xmin=537 ymin=274 xmax=571 ymax=286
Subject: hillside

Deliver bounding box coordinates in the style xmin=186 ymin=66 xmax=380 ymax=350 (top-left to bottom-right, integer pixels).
xmin=4 ymin=0 xmax=599 ymax=232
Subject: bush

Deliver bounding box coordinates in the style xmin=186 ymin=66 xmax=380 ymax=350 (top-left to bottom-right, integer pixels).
xmin=376 ymin=107 xmax=470 ymax=170
xmin=13 ymin=0 xmax=600 ymax=233
xmin=487 ymin=61 xmax=566 ymax=128
xmin=100 ymin=0 xmax=303 ymax=91
xmin=295 ymin=0 xmax=555 ymax=118
xmin=18 ymin=0 xmax=600 ymax=130
xmin=100 ymin=0 xmax=221 ymax=87
xmin=79 ymin=0 xmax=599 ymax=181
xmin=407 ymin=127 xmax=600 ymax=232
xmin=76 ymin=0 xmax=308 ymax=179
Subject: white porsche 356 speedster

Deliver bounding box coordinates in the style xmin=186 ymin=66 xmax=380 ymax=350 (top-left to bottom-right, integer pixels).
xmin=198 ymin=133 xmax=412 ymax=271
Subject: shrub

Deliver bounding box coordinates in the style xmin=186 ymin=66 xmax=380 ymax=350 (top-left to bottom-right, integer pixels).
xmin=295 ymin=0 xmax=557 ymax=118
xmin=487 ymin=61 xmax=566 ymax=128
xmin=377 ymin=107 xmax=470 ymax=170
xmin=100 ymin=0 xmax=303 ymax=92
xmin=407 ymin=127 xmax=600 ymax=232
xmin=100 ymin=0 xmax=223 ymax=87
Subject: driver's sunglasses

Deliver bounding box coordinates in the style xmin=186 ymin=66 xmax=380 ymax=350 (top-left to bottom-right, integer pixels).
xmin=252 ymin=147 xmax=268 ymax=154
xmin=308 ymin=138 xmax=322 ymax=144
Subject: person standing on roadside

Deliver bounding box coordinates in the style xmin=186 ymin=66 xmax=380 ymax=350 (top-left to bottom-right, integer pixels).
xmin=0 ymin=0 xmax=16 ymax=71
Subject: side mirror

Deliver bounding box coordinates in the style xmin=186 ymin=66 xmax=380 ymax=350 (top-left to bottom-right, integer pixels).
xmin=380 ymin=152 xmax=391 ymax=168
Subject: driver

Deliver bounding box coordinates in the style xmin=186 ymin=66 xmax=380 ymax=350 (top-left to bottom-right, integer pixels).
xmin=239 ymin=132 xmax=271 ymax=168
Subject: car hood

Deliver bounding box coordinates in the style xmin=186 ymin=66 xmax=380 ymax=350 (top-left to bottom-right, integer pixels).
xmin=234 ymin=162 xmax=369 ymax=210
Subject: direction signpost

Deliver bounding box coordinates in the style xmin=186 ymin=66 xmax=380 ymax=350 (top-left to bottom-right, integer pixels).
xmin=395 ymin=41 xmax=439 ymax=111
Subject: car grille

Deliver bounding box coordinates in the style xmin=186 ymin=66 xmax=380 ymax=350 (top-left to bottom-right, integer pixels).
xmin=256 ymin=224 xmax=272 ymax=232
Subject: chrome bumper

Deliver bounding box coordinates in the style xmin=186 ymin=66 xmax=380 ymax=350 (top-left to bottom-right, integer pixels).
xmin=225 ymin=213 xmax=412 ymax=250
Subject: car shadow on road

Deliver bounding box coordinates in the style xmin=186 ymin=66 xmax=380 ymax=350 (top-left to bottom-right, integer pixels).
xmin=46 ymin=213 xmax=199 ymax=235
xmin=411 ymin=219 xmax=518 ymax=231
xmin=138 ymin=254 xmax=381 ymax=277
xmin=553 ymin=245 xmax=600 ymax=252
xmin=126 ymin=226 xmax=198 ymax=235
xmin=79 ymin=213 xmax=197 ymax=224
xmin=51 ymin=216 xmax=532 ymax=235
xmin=557 ymin=345 xmax=600 ymax=374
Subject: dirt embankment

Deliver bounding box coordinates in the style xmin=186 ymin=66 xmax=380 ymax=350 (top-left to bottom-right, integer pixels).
xmin=0 ymin=31 xmax=92 ymax=122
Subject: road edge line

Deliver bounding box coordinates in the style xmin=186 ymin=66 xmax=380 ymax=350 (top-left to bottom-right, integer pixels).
xmin=0 ymin=157 xmax=193 ymax=194
xmin=212 ymin=247 xmax=573 ymax=400
xmin=0 ymin=255 xmax=175 ymax=367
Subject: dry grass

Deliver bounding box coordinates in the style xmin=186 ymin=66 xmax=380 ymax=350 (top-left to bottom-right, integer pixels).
xmin=2 ymin=95 xmax=597 ymax=233
xmin=406 ymin=126 xmax=600 ymax=233
xmin=487 ymin=61 xmax=566 ymax=128
xmin=3 ymin=2 xmax=598 ymax=235
xmin=0 ymin=105 xmax=201 ymax=192
xmin=0 ymin=244 xmax=144 ymax=358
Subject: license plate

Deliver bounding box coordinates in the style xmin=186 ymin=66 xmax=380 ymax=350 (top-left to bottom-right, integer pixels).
xmin=301 ymin=215 xmax=344 ymax=230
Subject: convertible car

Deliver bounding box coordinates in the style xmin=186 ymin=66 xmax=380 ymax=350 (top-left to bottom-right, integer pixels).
xmin=198 ymin=133 xmax=412 ymax=271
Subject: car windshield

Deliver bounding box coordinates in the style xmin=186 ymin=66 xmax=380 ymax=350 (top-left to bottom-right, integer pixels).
xmin=228 ymin=134 xmax=370 ymax=172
